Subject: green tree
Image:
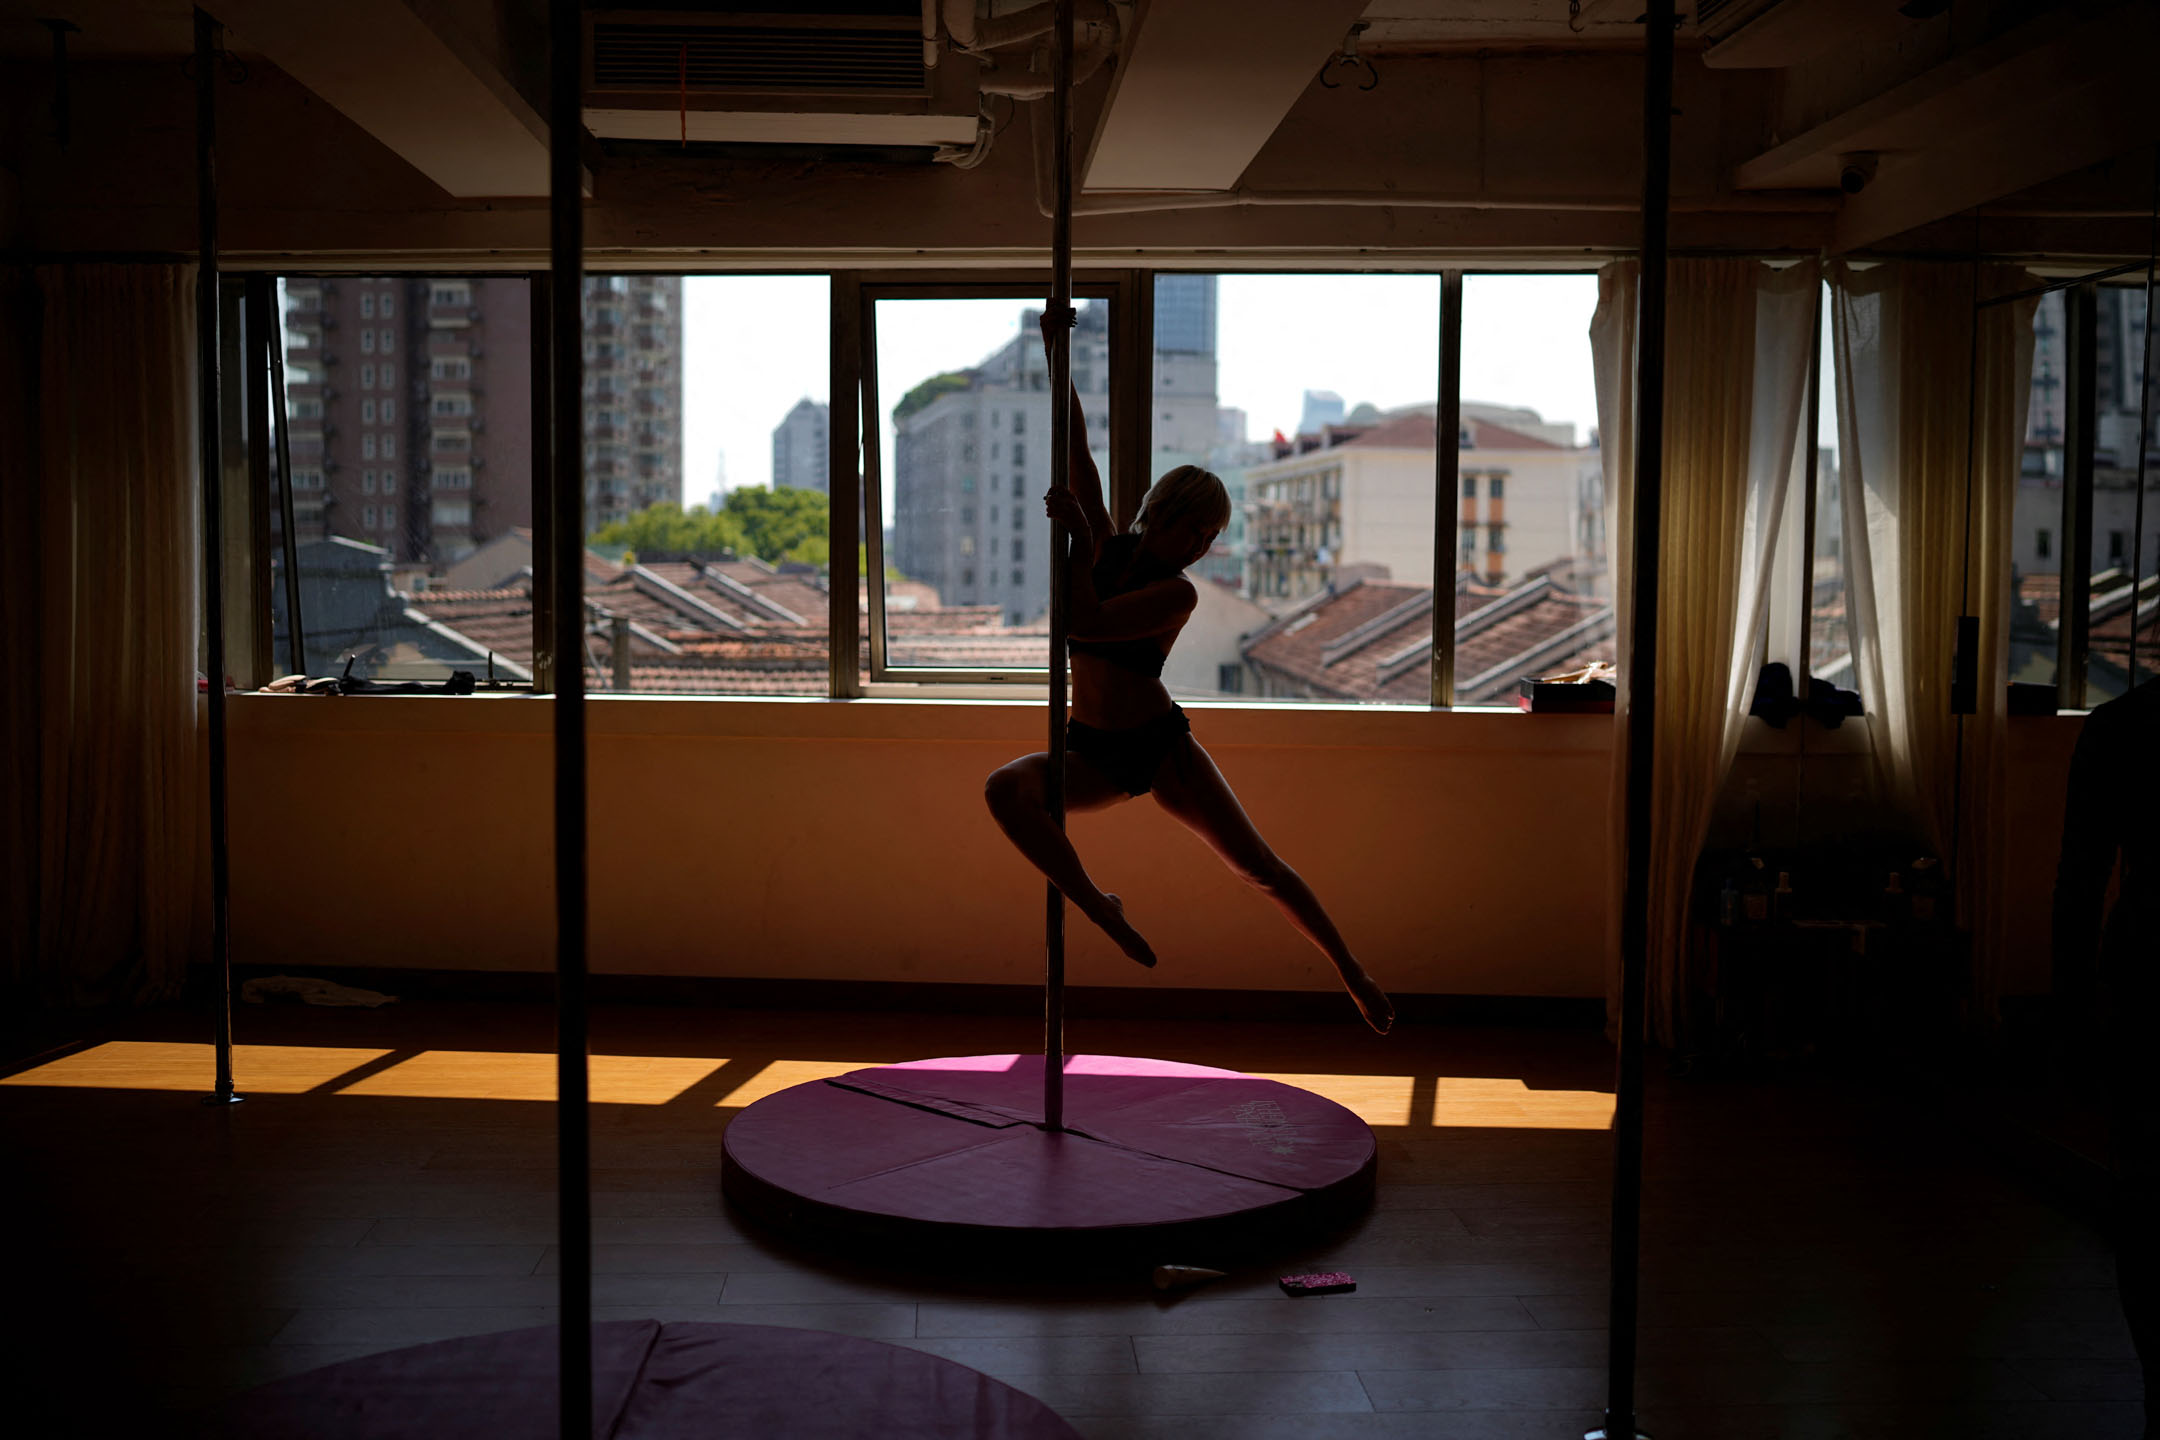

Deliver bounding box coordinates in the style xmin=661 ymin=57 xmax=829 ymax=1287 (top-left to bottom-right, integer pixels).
xmin=893 ymin=371 xmax=972 ymax=422
xmin=724 ymin=485 xmax=828 ymax=565
xmin=591 ymin=502 xmax=745 ymax=560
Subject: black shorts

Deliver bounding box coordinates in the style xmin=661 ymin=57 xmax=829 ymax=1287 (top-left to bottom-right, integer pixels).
xmin=1067 ymin=705 xmax=1191 ymax=797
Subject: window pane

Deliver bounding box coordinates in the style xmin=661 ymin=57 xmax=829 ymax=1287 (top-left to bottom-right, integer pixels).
xmin=877 ymin=296 xmax=1115 ymax=672
xmin=2009 ymin=289 xmax=2066 ymax=691
xmin=579 ymin=275 xmax=830 ymax=696
xmin=1811 ymin=285 xmax=1855 ymax=692
xmin=1190 ymin=274 xmax=1438 ymax=703
xmin=1452 ymin=275 xmax=1609 ymax=706
xmin=272 ymin=275 xmax=534 ymax=681
xmin=2085 ymin=282 xmax=2157 ymax=698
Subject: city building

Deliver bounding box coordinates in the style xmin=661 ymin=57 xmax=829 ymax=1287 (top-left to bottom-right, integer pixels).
xmin=1297 ymin=388 xmax=1346 ymax=436
xmin=582 ymin=275 xmax=684 ymax=529
xmin=891 ymin=300 xmax=1110 ymax=622
xmin=1243 ymin=409 xmax=1600 ymax=605
xmin=771 ymin=397 xmax=830 ymax=494
xmin=280 ymin=274 xmax=682 ymax=565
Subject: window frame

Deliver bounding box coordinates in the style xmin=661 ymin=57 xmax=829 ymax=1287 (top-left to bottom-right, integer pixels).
xmin=853 ymin=274 xmax=1134 ymax=692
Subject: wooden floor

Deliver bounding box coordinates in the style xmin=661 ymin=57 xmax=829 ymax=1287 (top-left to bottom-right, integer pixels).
xmin=0 ymin=999 xmax=2142 ymax=1439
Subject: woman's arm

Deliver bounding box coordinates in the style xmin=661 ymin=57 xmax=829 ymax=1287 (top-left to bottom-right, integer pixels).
xmin=1045 ymin=488 xmax=1194 ymax=642
xmin=1039 ymin=306 xmax=1114 ymax=542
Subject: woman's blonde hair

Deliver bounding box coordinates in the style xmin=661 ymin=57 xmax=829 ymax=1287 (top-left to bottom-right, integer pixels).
xmin=1133 ymin=464 xmax=1231 ymax=536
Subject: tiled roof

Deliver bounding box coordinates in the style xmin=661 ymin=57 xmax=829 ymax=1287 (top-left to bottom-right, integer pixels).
xmin=1339 ymin=413 xmax=1566 ymax=453
xmin=1241 ymin=575 xmax=1613 ymax=704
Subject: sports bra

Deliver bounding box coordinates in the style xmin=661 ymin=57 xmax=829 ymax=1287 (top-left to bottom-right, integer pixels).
xmin=1068 ymin=533 xmax=1175 ymax=679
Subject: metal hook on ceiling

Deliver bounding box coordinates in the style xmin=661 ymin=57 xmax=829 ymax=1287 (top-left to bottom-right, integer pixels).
xmin=1319 ymin=21 xmax=1378 ymax=92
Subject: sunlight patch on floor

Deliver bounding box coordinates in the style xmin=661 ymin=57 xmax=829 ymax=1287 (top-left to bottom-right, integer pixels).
xmin=3 ymin=1045 xmax=1615 ymax=1126
xmin=0 ymin=1042 xmax=393 ymax=1093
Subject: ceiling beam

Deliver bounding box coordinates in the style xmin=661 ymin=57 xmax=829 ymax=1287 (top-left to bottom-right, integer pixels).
xmin=1729 ymin=1 xmax=2160 ymax=251
xmin=206 ymin=0 xmax=563 ymax=198
xmin=1083 ymin=0 xmax=1374 ymax=192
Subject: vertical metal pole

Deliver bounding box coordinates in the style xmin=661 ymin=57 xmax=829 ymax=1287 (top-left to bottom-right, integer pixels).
xmin=263 ymin=281 xmax=308 ymax=676
xmin=547 ymin=1 xmax=592 ymax=1433
xmin=195 ymin=9 xmax=240 ymax=1110
xmin=1432 ymin=271 xmax=1463 ymax=707
xmin=1042 ymin=0 xmax=1075 ymax=1134
xmin=1594 ymin=4 xmax=1671 ymax=1438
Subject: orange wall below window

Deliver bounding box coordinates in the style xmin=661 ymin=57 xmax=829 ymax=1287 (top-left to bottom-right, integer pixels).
xmin=223 ymin=697 xmax=1617 ymax=998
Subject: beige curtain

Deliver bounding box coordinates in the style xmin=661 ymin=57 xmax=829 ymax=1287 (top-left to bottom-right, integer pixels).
xmin=11 ymin=265 xmax=203 ymax=1005
xmin=1830 ymin=261 xmax=2036 ymax=1022
xmin=1593 ymin=258 xmax=1820 ymax=1047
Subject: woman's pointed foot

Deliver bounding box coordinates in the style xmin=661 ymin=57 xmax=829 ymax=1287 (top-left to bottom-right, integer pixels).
xmin=1346 ymin=969 xmax=1394 ymax=1035
xmin=1084 ymin=893 xmax=1157 ymax=968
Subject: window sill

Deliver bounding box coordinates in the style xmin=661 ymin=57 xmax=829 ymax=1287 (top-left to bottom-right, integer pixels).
xmin=221 ymin=691 xmax=1613 ymax=754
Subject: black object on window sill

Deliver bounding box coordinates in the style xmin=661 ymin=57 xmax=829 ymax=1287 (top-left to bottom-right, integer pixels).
xmin=2007 ymin=682 xmax=2057 ymax=716
xmin=1517 ymin=677 xmax=1615 ymax=713
xmin=1749 ymin=663 xmax=1862 ymax=729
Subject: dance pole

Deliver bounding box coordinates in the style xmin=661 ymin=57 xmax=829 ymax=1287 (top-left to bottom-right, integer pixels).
xmin=194 ymin=8 xmax=240 ymax=1110
xmin=1042 ymin=0 xmax=1076 ymax=1134
xmin=1593 ymin=3 xmax=1671 ymax=1438
xmin=546 ymin=0 xmax=593 ymax=1431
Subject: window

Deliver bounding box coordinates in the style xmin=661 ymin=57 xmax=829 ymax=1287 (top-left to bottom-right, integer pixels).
xmin=433 ymin=431 xmax=470 ymax=452
xmin=1461 ymin=476 xmax=1476 ymax=499
xmin=1453 ymin=274 xmax=1608 ymax=703
xmin=2037 ymin=528 xmax=2054 ymax=560
xmin=1192 ymin=272 xmax=1443 ymax=702
xmin=433 ymin=357 xmax=471 ymax=381
xmin=360 ymin=292 xmax=375 ymax=319
xmin=433 ymin=467 xmax=472 ymax=490
xmin=433 ymin=394 xmax=471 ymax=417
xmin=432 ymin=283 xmax=469 ymax=307
xmin=2108 ymin=529 xmax=2126 ymax=563
xmin=872 ymin=290 xmax=1113 ymax=677
xmin=270 ymin=274 xmax=535 ymax=680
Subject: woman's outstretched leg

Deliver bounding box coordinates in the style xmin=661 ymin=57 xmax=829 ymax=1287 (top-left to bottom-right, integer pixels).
xmin=985 ymin=752 xmax=1156 ymax=967
xmin=1150 ymin=738 xmax=1394 ymax=1033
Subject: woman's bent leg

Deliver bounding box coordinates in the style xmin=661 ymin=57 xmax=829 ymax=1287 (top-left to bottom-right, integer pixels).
xmin=984 ymin=752 xmax=1156 ymax=967
xmin=1149 ymin=738 xmax=1394 ymax=1033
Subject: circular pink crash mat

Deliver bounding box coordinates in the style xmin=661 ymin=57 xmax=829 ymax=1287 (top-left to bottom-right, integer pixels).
xmin=219 ymin=1319 xmax=1083 ymax=1439
xmin=723 ymin=1053 xmax=1376 ymax=1239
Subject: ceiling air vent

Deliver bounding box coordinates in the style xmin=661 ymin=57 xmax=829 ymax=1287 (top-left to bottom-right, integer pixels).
xmin=591 ymin=19 xmax=925 ymax=94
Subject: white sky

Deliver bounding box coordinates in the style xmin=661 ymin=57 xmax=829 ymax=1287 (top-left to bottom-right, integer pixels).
xmin=680 ymin=273 xmax=1618 ymax=517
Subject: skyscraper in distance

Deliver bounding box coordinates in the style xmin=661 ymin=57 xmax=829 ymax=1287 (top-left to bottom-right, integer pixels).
xmin=772 ymin=398 xmax=831 ymax=493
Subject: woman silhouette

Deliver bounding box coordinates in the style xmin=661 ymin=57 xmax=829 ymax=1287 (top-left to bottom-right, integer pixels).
xmin=984 ymin=312 xmax=1394 ymax=1034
